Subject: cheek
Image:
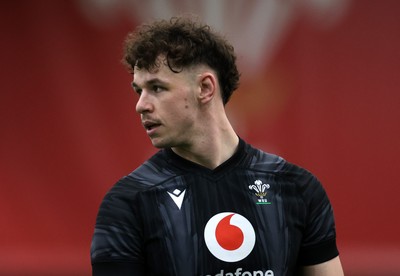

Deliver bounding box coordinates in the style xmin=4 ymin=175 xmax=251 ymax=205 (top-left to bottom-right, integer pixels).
xmin=163 ymin=94 xmax=197 ymax=123
xmin=174 ymin=103 xmax=196 ymax=125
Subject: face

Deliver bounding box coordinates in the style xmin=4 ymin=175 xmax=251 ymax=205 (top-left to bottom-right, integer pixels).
xmin=132 ymin=60 xmax=201 ymax=149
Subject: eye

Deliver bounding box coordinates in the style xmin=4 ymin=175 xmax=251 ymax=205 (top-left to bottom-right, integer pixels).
xmin=152 ymin=85 xmax=164 ymax=92
xmin=134 ymin=87 xmax=142 ymax=95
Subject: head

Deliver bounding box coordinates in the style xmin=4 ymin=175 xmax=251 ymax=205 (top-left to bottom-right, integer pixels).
xmin=123 ymin=15 xmax=240 ymax=105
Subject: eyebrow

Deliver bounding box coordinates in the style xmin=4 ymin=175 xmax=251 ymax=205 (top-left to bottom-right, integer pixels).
xmin=131 ymin=78 xmax=167 ymax=89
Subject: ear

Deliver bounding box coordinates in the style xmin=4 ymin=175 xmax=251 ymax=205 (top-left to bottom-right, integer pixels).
xmin=198 ymin=72 xmax=217 ymax=104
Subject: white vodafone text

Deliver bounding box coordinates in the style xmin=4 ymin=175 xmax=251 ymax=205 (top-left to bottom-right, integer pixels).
xmin=205 ymin=267 xmax=274 ymax=276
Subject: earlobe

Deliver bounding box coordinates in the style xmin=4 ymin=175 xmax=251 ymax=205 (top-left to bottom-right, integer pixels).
xmin=198 ymin=73 xmax=216 ymax=104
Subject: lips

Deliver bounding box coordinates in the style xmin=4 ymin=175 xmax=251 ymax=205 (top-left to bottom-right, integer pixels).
xmin=142 ymin=120 xmax=161 ymax=135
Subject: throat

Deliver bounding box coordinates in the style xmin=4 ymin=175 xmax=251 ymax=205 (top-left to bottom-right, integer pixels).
xmin=171 ymin=136 xmax=239 ymax=169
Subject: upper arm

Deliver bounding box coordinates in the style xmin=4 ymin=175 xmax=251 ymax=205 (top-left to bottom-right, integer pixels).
xmin=297 ymin=176 xmax=339 ymax=265
xmin=300 ymin=256 xmax=344 ymax=276
xmin=91 ymin=181 xmax=145 ymax=275
xmin=296 ymin=171 xmax=340 ymax=266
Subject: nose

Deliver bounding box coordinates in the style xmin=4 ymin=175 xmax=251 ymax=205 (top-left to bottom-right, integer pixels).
xmin=135 ymin=91 xmax=153 ymax=114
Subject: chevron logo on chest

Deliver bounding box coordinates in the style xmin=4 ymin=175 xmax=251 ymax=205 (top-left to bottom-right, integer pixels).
xmin=167 ymin=189 xmax=186 ymax=210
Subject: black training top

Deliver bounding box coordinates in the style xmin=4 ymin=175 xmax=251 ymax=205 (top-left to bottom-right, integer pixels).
xmin=91 ymin=138 xmax=339 ymax=276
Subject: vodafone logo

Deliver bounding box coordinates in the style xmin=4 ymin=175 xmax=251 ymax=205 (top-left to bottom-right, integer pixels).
xmin=204 ymin=212 xmax=256 ymax=262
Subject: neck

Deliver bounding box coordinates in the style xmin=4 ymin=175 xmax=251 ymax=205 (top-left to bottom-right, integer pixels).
xmin=171 ymin=113 xmax=239 ymax=169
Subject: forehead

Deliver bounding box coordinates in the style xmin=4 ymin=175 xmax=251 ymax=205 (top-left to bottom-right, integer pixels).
xmin=132 ymin=61 xmax=197 ymax=86
xmin=133 ymin=62 xmax=171 ymax=81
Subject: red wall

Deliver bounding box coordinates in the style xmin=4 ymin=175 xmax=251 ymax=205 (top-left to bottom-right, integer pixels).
xmin=1 ymin=1 xmax=399 ymax=275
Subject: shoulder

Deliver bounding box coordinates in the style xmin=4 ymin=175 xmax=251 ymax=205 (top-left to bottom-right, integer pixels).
xmin=97 ymin=149 xmax=177 ymax=219
xmin=243 ymin=142 xmax=324 ymax=200
xmin=242 ymin=141 xmax=286 ymax=172
xmin=91 ymin=150 xmax=178 ymax=264
xmin=110 ymin=149 xmax=177 ymax=194
xmin=127 ymin=149 xmax=177 ymax=187
xmin=244 ymin=142 xmax=316 ymax=181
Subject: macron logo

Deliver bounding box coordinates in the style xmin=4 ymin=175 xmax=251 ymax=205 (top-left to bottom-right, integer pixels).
xmin=167 ymin=189 xmax=186 ymax=209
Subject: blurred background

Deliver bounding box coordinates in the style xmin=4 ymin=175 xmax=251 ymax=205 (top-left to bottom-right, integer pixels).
xmin=1 ymin=0 xmax=399 ymax=275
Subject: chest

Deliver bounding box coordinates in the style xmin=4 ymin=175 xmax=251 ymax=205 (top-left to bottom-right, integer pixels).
xmin=137 ymin=172 xmax=306 ymax=275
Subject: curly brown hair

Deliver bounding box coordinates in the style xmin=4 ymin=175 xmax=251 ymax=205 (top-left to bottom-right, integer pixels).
xmin=123 ymin=16 xmax=240 ymax=105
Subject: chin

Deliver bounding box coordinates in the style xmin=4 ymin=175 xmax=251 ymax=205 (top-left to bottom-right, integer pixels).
xmin=150 ymin=138 xmax=170 ymax=149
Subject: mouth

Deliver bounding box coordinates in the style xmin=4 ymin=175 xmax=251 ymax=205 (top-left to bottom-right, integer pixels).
xmin=142 ymin=121 xmax=161 ymax=134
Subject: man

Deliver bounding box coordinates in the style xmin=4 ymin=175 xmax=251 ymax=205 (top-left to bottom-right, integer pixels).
xmin=91 ymin=16 xmax=344 ymax=275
